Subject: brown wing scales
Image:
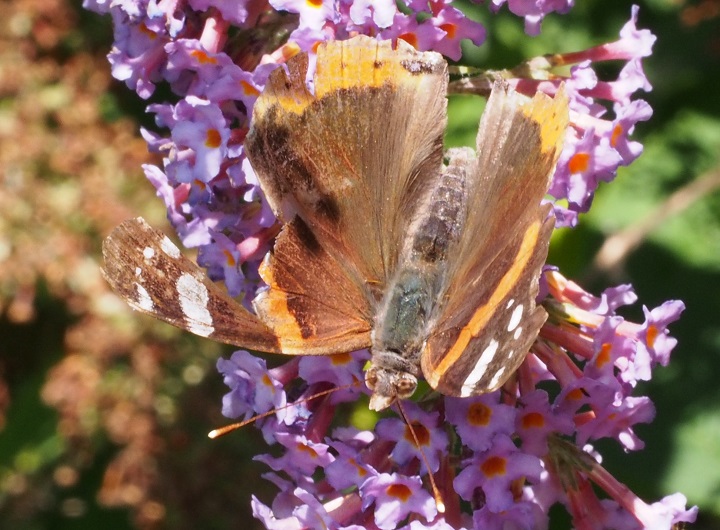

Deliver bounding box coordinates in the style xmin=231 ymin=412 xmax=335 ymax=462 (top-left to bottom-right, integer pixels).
xmin=421 ymin=83 xmax=568 ymax=396
xmin=102 ymin=218 xmax=282 ymax=353
xmin=246 ymin=36 xmax=448 ymax=288
xmin=253 ymin=217 xmax=373 ymax=355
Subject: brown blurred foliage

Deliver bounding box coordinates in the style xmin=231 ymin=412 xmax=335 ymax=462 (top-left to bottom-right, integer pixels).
xmin=0 ymin=1 xmax=268 ymax=528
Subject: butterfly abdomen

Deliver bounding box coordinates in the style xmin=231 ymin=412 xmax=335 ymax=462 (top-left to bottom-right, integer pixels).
xmin=372 ymin=149 xmax=470 ymax=364
xmin=409 ymin=148 xmax=470 ymax=266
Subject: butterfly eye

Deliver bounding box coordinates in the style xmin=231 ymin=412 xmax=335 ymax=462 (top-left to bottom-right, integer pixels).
xmin=395 ymin=374 xmax=417 ymax=400
xmin=365 ymin=367 xmax=378 ymax=390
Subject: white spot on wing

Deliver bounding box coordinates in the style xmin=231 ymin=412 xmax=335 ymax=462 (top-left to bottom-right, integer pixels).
xmin=506 ymin=299 xmax=515 ymax=309
xmin=135 ymin=267 xmax=142 ymax=277
xmin=143 ymin=247 xmax=155 ymax=260
xmin=134 ymin=283 xmax=154 ymax=311
xmin=161 ymin=236 xmax=181 ymax=259
xmin=513 ymin=326 xmax=523 ymax=340
xmin=488 ymin=365 xmax=507 ymax=390
xmin=507 ymin=304 xmax=524 ymax=332
xmin=176 ymin=273 xmax=214 ymax=337
xmin=460 ymin=339 xmax=499 ymax=397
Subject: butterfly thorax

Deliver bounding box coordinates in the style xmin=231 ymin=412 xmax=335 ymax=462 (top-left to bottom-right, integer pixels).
xmin=366 ymin=149 xmax=470 ymax=410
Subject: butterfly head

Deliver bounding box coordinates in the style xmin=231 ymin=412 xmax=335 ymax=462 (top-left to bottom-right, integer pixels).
xmin=365 ymin=364 xmax=418 ymax=411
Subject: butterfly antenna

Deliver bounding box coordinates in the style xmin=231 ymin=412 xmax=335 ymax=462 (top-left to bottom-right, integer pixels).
xmin=208 ymin=383 xmax=357 ymax=439
xmin=395 ymin=400 xmax=446 ymax=514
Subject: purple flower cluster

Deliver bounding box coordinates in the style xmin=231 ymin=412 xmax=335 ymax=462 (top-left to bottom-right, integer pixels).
xmin=214 ymin=270 xmax=697 ymax=529
xmin=454 ymin=5 xmax=656 ymax=228
xmin=214 ymin=272 xmax=697 ymax=529
xmin=545 ymin=5 xmax=657 ymax=227
xmin=85 ymin=0 xmax=698 ymax=527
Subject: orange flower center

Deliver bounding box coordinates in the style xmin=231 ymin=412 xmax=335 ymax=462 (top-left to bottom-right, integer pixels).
xmin=568 ymin=152 xmax=590 ymax=174
xmin=398 ymin=33 xmax=419 ymax=49
xmin=386 ymin=484 xmax=412 ymax=502
xmin=404 ymin=422 xmax=430 ymax=447
xmin=467 ymin=402 xmax=492 ymax=426
xmin=297 ymin=444 xmax=318 ymax=458
xmin=646 ymin=325 xmax=658 ymax=348
xmin=481 ymin=456 xmax=507 ymax=477
xmin=190 ymin=49 xmax=218 ymax=65
xmin=240 ymin=80 xmax=260 ymax=97
xmin=596 ymin=342 xmax=613 ymax=367
xmin=331 ymin=352 xmax=352 ymax=365
xmin=205 ymin=128 xmax=222 ymax=148
xmin=439 ymin=23 xmax=457 ymax=39
xmin=521 ymin=412 xmax=545 ymax=429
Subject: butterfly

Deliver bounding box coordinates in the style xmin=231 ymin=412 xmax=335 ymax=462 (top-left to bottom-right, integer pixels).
xmin=102 ymin=35 xmax=568 ymax=411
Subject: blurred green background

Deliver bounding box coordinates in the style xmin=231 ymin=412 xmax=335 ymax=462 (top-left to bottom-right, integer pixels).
xmin=0 ymin=0 xmax=718 ymax=528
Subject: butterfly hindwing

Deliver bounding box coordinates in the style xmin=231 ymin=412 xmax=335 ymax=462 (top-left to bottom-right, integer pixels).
xmin=253 ymin=217 xmax=373 ymax=355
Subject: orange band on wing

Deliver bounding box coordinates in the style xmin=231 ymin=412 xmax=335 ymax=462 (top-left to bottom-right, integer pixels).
xmin=256 ymin=258 xmax=307 ymax=353
xmin=315 ymin=38 xmax=439 ymax=98
xmin=521 ymin=86 xmax=569 ymax=155
xmin=427 ymin=220 xmax=542 ymax=383
xmin=254 ymin=37 xmax=445 ymax=118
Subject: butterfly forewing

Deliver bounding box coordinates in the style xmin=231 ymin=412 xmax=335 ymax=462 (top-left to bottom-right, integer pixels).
xmin=246 ymin=36 xmax=450 ymax=352
xmin=422 ymin=211 xmax=555 ymax=396
xmin=102 ymin=218 xmax=282 ymax=353
xmin=421 ymin=85 xmax=569 ymax=396
xmin=246 ymin=36 xmax=448 ymax=289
